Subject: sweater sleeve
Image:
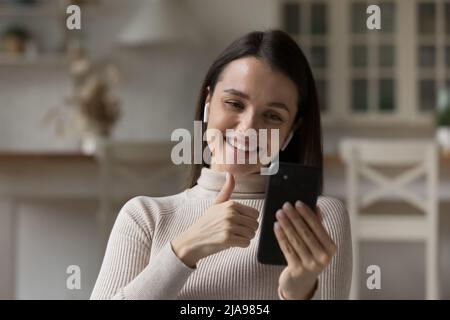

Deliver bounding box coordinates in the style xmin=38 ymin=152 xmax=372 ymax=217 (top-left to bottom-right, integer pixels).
xmin=317 ymin=197 xmax=353 ymax=299
xmin=90 ymin=197 xmax=196 ymax=300
xmin=277 ymin=280 xmax=320 ymax=300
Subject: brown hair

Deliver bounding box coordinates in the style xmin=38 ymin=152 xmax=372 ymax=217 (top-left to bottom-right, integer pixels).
xmin=188 ymin=30 xmax=323 ymax=193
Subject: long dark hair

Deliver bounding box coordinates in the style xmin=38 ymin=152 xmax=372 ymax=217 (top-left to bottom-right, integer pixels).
xmin=188 ymin=29 xmax=323 ymax=193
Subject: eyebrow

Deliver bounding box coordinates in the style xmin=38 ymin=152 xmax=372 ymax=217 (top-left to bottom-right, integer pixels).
xmin=223 ymin=88 xmax=290 ymax=112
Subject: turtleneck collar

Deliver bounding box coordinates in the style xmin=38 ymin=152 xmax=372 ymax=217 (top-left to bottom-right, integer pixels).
xmin=189 ymin=167 xmax=268 ymax=199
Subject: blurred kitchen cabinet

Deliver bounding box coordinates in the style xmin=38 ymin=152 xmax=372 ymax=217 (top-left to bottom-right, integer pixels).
xmin=281 ymin=0 xmax=449 ymax=129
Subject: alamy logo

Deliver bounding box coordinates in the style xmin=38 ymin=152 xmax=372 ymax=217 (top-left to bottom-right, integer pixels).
xmin=171 ymin=122 xmax=281 ymax=175
xmin=367 ymin=5 xmax=381 ymax=30
xmin=366 ymin=265 xmax=381 ymax=290
xmin=66 ymin=265 xmax=81 ymax=290
xmin=66 ymin=4 xmax=382 ymax=32
xmin=66 ymin=5 xmax=81 ymax=30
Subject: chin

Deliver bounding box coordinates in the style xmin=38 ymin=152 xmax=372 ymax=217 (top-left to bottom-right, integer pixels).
xmin=221 ymin=163 xmax=261 ymax=176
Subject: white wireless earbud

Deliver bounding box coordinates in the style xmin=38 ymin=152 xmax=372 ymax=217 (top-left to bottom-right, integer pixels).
xmin=203 ymin=103 xmax=210 ymax=123
xmin=281 ymin=131 xmax=293 ymax=151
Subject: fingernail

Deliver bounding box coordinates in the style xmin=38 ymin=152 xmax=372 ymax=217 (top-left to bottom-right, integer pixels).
xmin=276 ymin=210 xmax=284 ymax=219
xmin=295 ymin=200 xmax=303 ymax=207
xmin=274 ymin=221 xmax=279 ymax=230
xmin=282 ymin=202 xmax=292 ymax=210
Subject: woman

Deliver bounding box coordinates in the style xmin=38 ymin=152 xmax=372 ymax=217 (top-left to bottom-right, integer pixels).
xmin=91 ymin=30 xmax=352 ymax=300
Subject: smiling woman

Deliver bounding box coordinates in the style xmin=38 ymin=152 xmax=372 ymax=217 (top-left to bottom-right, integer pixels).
xmin=190 ymin=30 xmax=322 ymax=182
xmin=201 ymin=56 xmax=298 ymax=175
xmin=90 ymin=30 xmax=352 ymax=300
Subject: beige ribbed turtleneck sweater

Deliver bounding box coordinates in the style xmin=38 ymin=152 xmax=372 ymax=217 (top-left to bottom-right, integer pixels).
xmin=90 ymin=167 xmax=352 ymax=300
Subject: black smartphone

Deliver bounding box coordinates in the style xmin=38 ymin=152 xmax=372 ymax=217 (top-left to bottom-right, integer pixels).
xmin=257 ymin=162 xmax=322 ymax=265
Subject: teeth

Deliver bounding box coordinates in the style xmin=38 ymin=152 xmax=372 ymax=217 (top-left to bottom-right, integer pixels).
xmin=235 ymin=143 xmax=247 ymax=151
xmin=226 ymin=137 xmax=258 ymax=152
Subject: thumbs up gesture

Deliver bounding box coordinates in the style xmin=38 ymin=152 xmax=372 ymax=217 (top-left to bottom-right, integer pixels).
xmin=213 ymin=172 xmax=235 ymax=204
xmin=171 ymin=172 xmax=260 ymax=268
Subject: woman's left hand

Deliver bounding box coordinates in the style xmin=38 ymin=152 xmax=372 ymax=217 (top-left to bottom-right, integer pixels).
xmin=274 ymin=201 xmax=337 ymax=300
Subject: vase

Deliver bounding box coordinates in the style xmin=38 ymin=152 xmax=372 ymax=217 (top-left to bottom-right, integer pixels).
xmin=80 ymin=133 xmax=108 ymax=155
xmin=80 ymin=133 xmax=98 ymax=155
xmin=436 ymin=126 xmax=450 ymax=153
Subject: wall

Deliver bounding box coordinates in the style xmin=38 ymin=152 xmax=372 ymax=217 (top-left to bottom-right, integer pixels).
xmin=0 ymin=0 xmax=280 ymax=151
xmin=0 ymin=0 xmax=282 ymax=299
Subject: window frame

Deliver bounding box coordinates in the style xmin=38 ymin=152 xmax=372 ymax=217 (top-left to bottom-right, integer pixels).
xmin=279 ymin=0 xmax=449 ymax=128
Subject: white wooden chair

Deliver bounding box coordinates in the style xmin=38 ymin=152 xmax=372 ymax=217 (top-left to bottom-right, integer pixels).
xmin=339 ymin=139 xmax=439 ymax=300
xmin=94 ymin=139 xmax=187 ymax=253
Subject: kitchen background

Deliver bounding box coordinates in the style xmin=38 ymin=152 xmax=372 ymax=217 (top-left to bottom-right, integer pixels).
xmin=0 ymin=0 xmax=449 ymax=299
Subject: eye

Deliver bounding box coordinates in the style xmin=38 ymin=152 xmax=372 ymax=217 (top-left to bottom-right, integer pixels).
xmin=265 ymin=112 xmax=283 ymax=122
xmin=225 ymin=100 xmax=244 ymax=110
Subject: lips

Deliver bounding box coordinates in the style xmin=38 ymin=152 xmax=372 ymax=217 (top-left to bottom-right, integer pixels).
xmin=224 ymin=135 xmax=259 ymax=153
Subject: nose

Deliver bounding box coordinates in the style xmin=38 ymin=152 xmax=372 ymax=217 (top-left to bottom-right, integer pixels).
xmin=236 ymin=109 xmax=258 ymax=133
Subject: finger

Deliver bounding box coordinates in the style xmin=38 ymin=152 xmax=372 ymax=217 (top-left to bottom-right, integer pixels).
xmin=274 ymin=221 xmax=300 ymax=266
xmin=213 ymin=172 xmax=235 ymax=204
xmin=230 ymin=201 xmax=260 ymax=220
xmin=276 ymin=209 xmax=315 ymax=267
xmin=228 ymin=234 xmax=251 ymax=248
xmin=296 ymin=201 xmax=337 ymax=256
xmin=283 ymin=202 xmax=331 ymax=265
xmin=283 ymin=202 xmax=329 ymax=269
xmin=229 ymin=214 xmax=259 ymax=231
xmin=316 ymin=205 xmax=323 ymax=222
xmin=229 ymin=225 xmax=256 ymax=239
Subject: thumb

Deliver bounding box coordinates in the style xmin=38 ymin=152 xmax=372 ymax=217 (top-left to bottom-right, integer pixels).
xmin=213 ymin=172 xmax=235 ymax=204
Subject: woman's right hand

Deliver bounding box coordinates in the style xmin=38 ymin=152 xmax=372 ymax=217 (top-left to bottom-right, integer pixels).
xmin=171 ymin=172 xmax=260 ymax=268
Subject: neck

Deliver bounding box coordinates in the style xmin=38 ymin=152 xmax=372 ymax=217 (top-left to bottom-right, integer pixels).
xmin=193 ymin=166 xmax=268 ymax=198
xmin=209 ymin=163 xmax=262 ymax=176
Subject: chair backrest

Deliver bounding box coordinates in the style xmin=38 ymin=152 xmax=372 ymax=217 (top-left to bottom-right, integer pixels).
xmin=339 ymin=138 xmax=439 ymax=216
xmin=93 ymin=139 xmax=188 ymax=247
xmin=95 ymin=140 xmax=188 ymax=197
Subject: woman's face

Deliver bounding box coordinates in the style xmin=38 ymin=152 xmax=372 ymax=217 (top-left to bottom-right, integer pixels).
xmin=205 ymin=56 xmax=299 ymax=176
